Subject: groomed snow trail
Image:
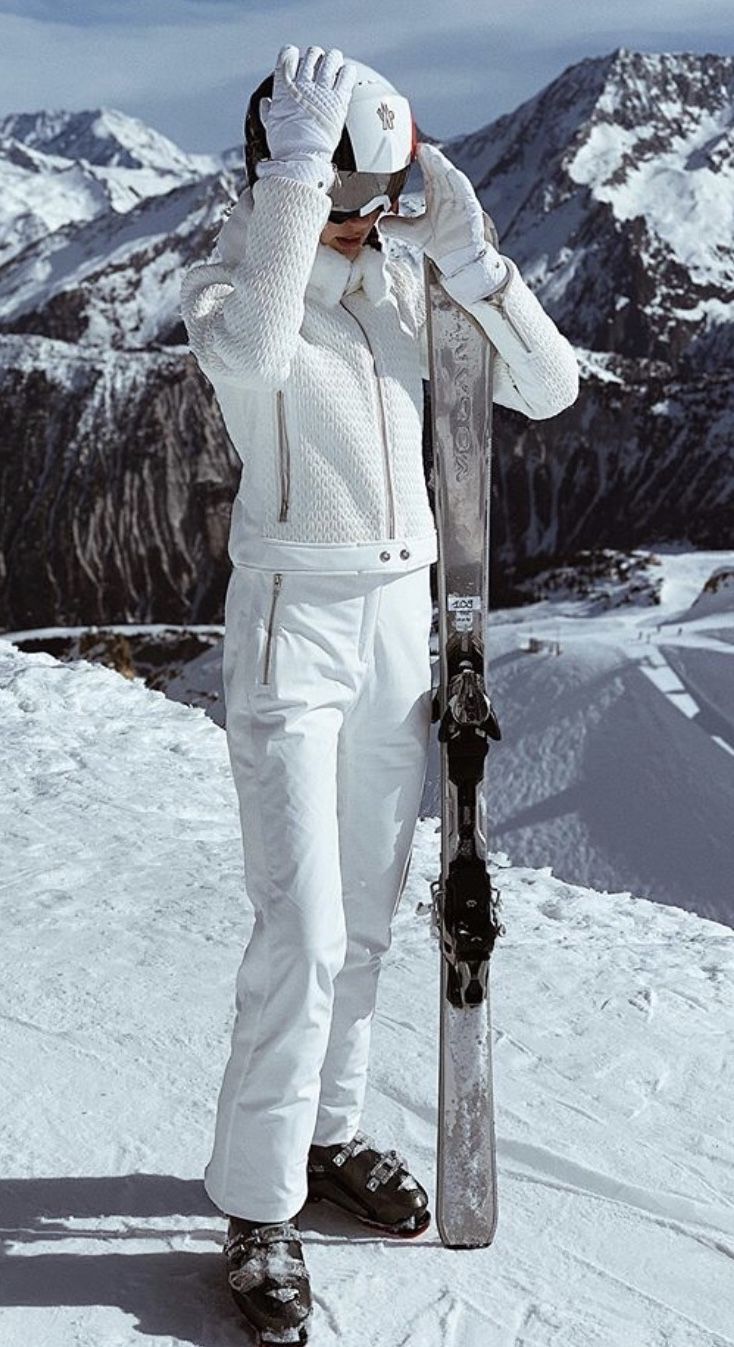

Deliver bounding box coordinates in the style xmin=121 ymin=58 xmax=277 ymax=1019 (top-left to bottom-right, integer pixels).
xmin=422 ymin=550 xmax=734 ymax=924
xmin=1 ymin=639 xmax=733 ymax=1346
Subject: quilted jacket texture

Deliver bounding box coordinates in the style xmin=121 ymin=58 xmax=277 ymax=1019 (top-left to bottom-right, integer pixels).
xmin=180 ymin=174 xmax=579 ymax=573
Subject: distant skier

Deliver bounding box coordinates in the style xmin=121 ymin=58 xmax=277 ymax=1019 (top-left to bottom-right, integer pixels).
xmin=181 ymin=43 xmax=577 ymax=1344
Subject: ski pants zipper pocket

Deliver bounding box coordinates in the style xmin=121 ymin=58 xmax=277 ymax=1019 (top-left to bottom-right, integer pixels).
xmin=261 ymin=572 xmax=283 ymax=685
xmin=276 ymin=390 xmax=291 ymax=523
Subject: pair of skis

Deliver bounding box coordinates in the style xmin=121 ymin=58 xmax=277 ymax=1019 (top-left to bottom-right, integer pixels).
xmin=424 ymin=226 xmax=504 ymax=1250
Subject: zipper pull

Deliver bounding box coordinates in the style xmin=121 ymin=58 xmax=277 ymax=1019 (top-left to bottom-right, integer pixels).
xmin=262 ymin=572 xmax=283 ymax=685
xmin=277 ymin=391 xmax=291 ymax=522
xmin=487 ymin=283 xmax=532 ymax=353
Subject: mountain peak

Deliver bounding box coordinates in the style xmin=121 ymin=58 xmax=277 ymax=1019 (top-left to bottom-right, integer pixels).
xmin=0 ymin=106 xmax=207 ymax=174
xmin=445 ymin=48 xmax=734 ymax=366
xmin=591 ymin=47 xmax=734 ymax=128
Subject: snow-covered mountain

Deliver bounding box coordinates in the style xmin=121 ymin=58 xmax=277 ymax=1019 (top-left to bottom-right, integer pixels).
xmin=1 ymin=51 xmax=733 ymax=629
xmin=0 ymin=107 xmax=227 ymax=269
xmin=0 ymin=106 xmax=236 ymax=346
xmin=0 ymin=106 xmax=241 ymax=629
xmin=0 ymin=333 xmax=237 ymax=629
xmin=447 ymin=48 xmax=734 ymax=370
xmin=0 ymin=174 xmax=225 ymax=348
xmin=489 ymin=350 xmax=733 ymax=575
xmin=1 ymin=635 xmax=732 ymax=1346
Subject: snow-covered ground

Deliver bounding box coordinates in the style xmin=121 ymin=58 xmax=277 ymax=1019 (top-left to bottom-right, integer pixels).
xmin=1 ymin=602 xmax=733 ymax=1345
xmin=423 ymin=549 xmax=734 ymax=926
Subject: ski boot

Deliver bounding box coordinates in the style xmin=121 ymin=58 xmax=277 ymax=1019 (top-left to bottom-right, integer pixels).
xmin=223 ymin=1213 xmax=312 ymax=1345
xmin=307 ymin=1130 xmax=430 ymax=1237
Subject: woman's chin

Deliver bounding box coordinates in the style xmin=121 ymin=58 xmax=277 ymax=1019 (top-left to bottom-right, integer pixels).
xmin=331 ymin=238 xmax=363 ymax=257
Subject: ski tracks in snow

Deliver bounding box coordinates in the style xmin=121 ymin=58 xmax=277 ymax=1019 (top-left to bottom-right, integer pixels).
xmin=499 ymin=1134 xmax=734 ymax=1245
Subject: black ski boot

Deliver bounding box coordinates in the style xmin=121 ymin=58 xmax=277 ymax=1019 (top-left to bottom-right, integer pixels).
xmin=307 ymin=1130 xmax=430 ymax=1236
xmin=223 ymin=1213 xmax=312 ymax=1345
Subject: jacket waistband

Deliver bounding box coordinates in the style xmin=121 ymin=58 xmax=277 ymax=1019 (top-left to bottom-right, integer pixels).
xmin=229 ymin=533 xmax=438 ymax=574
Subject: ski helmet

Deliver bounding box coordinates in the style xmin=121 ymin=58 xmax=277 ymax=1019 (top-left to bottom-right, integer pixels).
xmin=244 ymin=56 xmax=416 ymax=219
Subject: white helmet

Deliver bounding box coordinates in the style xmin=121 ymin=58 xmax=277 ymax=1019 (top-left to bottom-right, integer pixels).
xmin=245 ymin=56 xmax=416 ymax=217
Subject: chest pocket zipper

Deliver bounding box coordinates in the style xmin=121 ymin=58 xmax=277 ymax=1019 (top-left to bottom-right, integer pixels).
xmin=276 ymin=391 xmax=291 ymax=522
xmin=340 ymin=299 xmax=396 ymax=538
xmin=261 ymin=572 xmax=283 ymax=685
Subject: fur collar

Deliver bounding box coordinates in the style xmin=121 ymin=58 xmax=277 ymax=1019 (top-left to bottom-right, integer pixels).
xmin=215 ymin=185 xmax=393 ymax=310
xmin=306 ymin=241 xmax=393 ymax=309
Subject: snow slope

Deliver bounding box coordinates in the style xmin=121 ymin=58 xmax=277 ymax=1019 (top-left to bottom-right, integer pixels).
xmin=421 ymin=550 xmax=734 ymax=926
xmin=1 ymin=639 xmax=733 ymax=1346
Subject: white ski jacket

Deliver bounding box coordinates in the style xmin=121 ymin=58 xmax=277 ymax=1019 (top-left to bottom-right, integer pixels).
xmin=180 ymin=174 xmax=579 ymax=574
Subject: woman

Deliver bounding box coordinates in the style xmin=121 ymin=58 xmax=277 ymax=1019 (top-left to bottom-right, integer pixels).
xmin=181 ymin=43 xmax=578 ymax=1345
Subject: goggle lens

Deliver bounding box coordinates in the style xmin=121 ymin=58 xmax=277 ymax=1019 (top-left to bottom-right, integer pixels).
xmin=328 ymin=167 xmax=410 ymax=222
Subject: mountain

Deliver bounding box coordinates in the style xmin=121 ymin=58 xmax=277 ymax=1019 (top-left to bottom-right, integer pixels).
xmin=0 ymin=52 xmax=733 ymax=629
xmin=442 ymin=48 xmax=734 ymax=587
xmin=447 ymin=48 xmax=734 ymax=371
xmin=0 ymin=107 xmax=221 ymax=175
xmin=488 ymin=351 xmax=733 ymax=573
xmin=0 ymin=107 xmax=226 ymax=271
xmin=1 ymin=635 xmax=732 ymax=1346
xmin=0 ymin=333 xmax=237 ymax=628
xmin=0 ymin=108 xmax=241 ymax=628
xmin=0 ymin=174 xmax=226 ymax=348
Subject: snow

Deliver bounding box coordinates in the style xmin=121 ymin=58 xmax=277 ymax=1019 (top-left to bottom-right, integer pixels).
xmin=569 ymin=107 xmax=734 ymax=289
xmin=8 ymin=552 xmax=730 ymax=927
xmin=2 ymin=597 xmax=734 ymax=1345
xmin=573 ymin=347 xmax=626 ymax=384
xmin=0 ymin=173 xmax=221 ymax=346
xmin=0 ymin=330 xmax=183 ymax=398
xmin=441 ymin=49 xmax=734 ymax=356
xmin=427 ymin=550 xmax=734 ymax=926
xmin=687 ymin=567 xmax=734 ymax=621
xmin=0 ymin=107 xmax=224 ymax=269
xmin=484 ymin=580 xmax=733 ymax=922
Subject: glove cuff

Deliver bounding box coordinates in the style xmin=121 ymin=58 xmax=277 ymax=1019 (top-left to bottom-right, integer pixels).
xmin=439 ymin=250 xmax=510 ymax=306
xmin=257 ymin=155 xmax=335 ymax=191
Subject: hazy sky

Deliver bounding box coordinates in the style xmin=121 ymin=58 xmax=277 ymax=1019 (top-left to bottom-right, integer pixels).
xmin=0 ymin=0 xmax=732 ymax=154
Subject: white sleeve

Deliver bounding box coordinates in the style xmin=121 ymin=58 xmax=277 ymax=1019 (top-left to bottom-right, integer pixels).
xmin=391 ymin=253 xmax=578 ymax=421
xmin=179 ymin=175 xmax=331 ymax=390
xmin=441 ymin=257 xmax=579 ymax=420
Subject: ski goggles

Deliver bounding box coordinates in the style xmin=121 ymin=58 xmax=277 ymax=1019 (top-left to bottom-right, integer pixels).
xmin=327 ymin=166 xmax=411 ymax=222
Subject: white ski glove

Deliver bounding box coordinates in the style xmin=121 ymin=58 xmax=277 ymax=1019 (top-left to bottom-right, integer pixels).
xmin=257 ymin=45 xmax=357 ymax=190
xmin=378 ymin=143 xmax=508 ymax=305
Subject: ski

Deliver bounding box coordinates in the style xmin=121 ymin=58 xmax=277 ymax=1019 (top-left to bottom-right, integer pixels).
xmin=424 ymin=230 xmax=505 ymax=1249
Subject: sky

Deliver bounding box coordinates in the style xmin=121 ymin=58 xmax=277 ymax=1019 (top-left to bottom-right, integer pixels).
xmin=0 ymin=0 xmax=732 ymax=154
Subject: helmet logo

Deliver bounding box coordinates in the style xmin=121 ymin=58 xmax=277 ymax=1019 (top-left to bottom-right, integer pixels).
xmin=377 ymin=101 xmax=395 ymax=130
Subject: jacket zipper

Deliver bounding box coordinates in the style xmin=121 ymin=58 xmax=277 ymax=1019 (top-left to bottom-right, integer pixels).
xmin=487 ymin=280 xmax=533 ymax=354
xmin=340 ymin=298 xmax=396 ymax=538
xmin=276 ymin=391 xmax=291 ymax=522
xmin=262 ymin=572 xmax=283 ymax=684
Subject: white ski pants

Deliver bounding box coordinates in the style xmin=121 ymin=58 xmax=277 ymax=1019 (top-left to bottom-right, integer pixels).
xmin=205 ymin=561 xmax=433 ymax=1222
